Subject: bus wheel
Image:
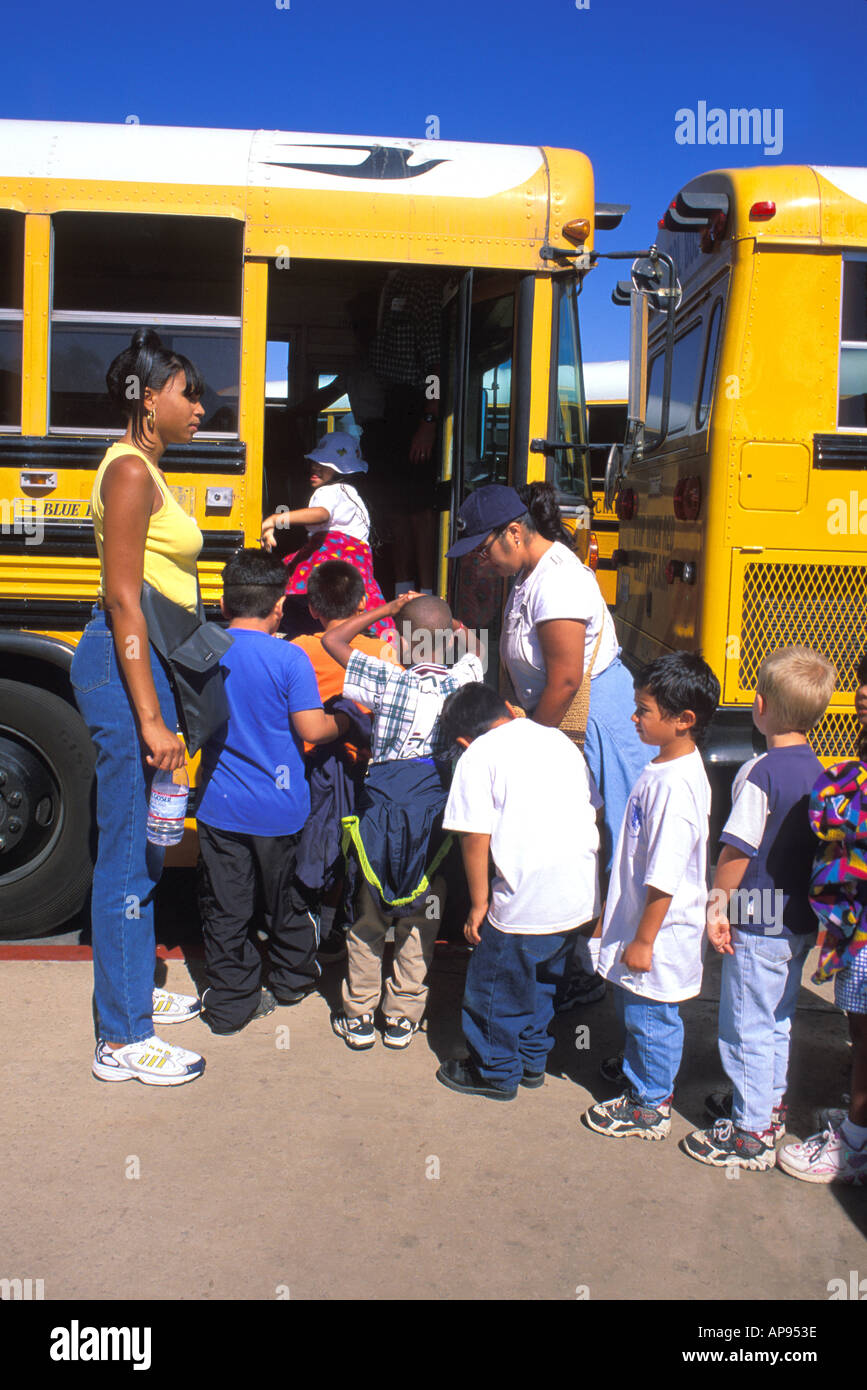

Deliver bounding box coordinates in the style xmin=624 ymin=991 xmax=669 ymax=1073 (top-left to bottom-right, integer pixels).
xmin=0 ymin=680 xmax=95 ymax=940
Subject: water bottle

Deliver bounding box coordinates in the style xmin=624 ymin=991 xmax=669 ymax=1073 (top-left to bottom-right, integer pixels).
xmin=146 ymin=767 xmax=189 ymax=846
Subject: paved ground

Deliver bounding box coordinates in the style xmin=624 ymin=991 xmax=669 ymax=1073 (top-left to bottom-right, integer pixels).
xmin=1 ymin=921 xmax=864 ymax=1303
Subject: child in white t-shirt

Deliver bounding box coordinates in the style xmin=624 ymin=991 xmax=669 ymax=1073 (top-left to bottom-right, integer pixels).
xmin=260 ymin=431 xmax=394 ymax=639
xmin=583 ymin=652 xmax=720 ymax=1140
xmin=435 ymin=683 xmax=601 ymax=1100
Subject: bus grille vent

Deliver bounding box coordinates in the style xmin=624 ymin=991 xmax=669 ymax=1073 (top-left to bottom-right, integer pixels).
xmin=740 ymin=562 xmax=867 ymax=696
xmin=809 ymin=711 xmax=862 ymax=761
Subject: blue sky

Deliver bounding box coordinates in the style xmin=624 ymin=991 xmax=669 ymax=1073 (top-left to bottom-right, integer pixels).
xmin=2 ymin=0 xmax=863 ymax=360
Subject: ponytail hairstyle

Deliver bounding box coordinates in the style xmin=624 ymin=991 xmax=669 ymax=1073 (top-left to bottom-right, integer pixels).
xmin=515 ymin=480 xmax=571 ymax=545
xmin=106 ymin=328 xmax=205 ymax=449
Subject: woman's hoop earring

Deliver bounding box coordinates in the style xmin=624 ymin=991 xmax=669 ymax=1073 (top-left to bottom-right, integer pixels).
xmin=146 ymin=408 xmax=156 ymax=432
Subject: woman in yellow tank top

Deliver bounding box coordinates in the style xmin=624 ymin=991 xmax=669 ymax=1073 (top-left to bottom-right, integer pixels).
xmin=70 ymin=328 xmax=207 ymax=1086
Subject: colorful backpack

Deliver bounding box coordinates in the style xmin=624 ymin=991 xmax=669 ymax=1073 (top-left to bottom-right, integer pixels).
xmin=808 ymin=760 xmax=867 ymax=984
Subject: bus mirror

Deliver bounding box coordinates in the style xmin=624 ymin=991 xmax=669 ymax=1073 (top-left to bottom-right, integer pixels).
xmin=631 ymin=254 xmax=681 ymax=313
xmin=628 ymin=289 xmax=648 ymax=428
xmin=604 ymin=442 xmax=623 ymax=513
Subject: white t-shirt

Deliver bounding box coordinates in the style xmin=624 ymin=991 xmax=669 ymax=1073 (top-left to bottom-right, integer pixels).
xmin=501 ymin=541 xmax=619 ymax=713
xmin=442 ymin=718 xmax=601 ymax=935
xmin=594 ymin=748 xmax=710 ymax=1001
xmin=307 ymin=482 xmax=370 ymax=542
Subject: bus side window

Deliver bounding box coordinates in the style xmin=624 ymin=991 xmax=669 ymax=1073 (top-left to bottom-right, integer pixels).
xmin=696 ymin=299 xmax=724 ymax=430
xmin=645 ymin=319 xmax=704 ymax=442
xmin=0 ymin=211 xmax=24 ymax=429
xmin=839 ymin=258 xmax=867 ymax=428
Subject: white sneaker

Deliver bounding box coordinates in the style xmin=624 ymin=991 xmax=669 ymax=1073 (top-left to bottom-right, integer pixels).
xmin=152 ymin=988 xmax=201 ymax=1024
xmin=92 ymin=1035 xmax=205 ymax=1086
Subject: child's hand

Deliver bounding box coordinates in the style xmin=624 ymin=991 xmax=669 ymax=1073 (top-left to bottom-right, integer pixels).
xmin=464 ymin=902 xmax=488 ymax=945
xmin=707 ymin=915 xmax=734 ymax=955
xmin=385 ymin=590 xmax=422 ymax=616
xmin=261 ymin=518 xmax=277 ymax=550
xmin=622 ymin=938 xmax=653 ymax=973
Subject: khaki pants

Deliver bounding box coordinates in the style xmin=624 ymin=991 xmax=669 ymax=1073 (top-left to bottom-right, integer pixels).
xmin=342 ymin=875 xmax=445 ymax=1023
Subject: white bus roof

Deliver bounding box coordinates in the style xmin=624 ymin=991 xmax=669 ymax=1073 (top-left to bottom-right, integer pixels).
xmin=583 ymin=361 xmax=628 ymax=402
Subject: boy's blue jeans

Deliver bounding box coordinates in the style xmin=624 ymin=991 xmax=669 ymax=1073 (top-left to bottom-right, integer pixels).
xmin=462 ymin=922 xmax=574 ymax=1090
xmin=718 ymin=929 xmax=814 ymax=1133
xmin=613 ymin=984 xmax=684 ymax=1107
xmin=71 ymin=611 xmax=176 ymax=1045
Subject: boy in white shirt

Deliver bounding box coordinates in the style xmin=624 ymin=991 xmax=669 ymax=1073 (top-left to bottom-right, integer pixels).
xmin=435 ymin=684 xmax=601 ymax=1100
xmin=583 ymin=653 xmax=720 ymax=1139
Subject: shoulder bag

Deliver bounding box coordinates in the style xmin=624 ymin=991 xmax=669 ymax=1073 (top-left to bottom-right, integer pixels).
xmin=140 ymin=580 xmax=233 ymax=754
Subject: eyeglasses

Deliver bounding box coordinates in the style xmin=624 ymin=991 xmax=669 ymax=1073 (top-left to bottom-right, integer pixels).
xmin=477 ymin=528 xmax=505 ymax=560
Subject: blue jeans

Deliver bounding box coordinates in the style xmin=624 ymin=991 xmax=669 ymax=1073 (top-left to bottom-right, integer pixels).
xmin=583 ymin=656 xmax=651 ymax=877
xmin=462 ymin=924 xmax=574 ymax=1090
xmin=71 ymin=611 xmax=177 ymax=1044
xmin=718 ymin=929 xmax=814 ymax=1132
xmin=613 ymin=984 xmax=684 ymax=1107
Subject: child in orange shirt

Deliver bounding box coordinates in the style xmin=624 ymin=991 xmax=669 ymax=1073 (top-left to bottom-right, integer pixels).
xmin=292 ymin=561 xmax=400 ymax=957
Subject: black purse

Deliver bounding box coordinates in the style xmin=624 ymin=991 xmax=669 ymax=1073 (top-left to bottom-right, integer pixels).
xmin=140 ymin=581 xmax=233 ymax=754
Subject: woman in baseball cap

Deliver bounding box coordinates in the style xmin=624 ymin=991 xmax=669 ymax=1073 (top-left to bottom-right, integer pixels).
xmin=261 ymin=431 xmax=395 ymax=638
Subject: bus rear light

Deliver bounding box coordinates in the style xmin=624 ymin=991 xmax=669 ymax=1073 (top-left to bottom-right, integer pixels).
xmin=562 ymin=218 xmax=590 ymax=245
xmin=673 ymin=476 xmax=701 ymax=521
xmin=665 ymin=559 xmax=684 ymax=585
xmin=749 ymin=201 xmax=776 ymax=220
xmin=588 ymin=532 xmax=599 ymax=571
xmin=616 ymin=487 xmax=636 ymax=521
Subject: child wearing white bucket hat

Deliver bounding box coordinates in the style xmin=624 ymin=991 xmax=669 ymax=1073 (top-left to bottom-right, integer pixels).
xmin=261 ymin=432 xmax=394 ymax=639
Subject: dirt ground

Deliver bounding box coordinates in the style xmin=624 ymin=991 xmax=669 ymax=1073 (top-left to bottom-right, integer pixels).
xmin=2 ymin=935 xmax=864 ymax=1304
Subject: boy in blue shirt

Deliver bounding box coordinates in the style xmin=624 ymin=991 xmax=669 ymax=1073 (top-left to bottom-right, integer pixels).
xmin=683 ymin=645 xmax=836 ymax=1169
xmin=196 ymin=549 xmax=349 ymax=1035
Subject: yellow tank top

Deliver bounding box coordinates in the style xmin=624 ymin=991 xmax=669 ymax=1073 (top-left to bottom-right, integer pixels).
xmin=92 ymin=442 xmax=203 ymax=613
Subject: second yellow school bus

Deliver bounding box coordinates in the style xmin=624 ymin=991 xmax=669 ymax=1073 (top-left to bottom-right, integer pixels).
xmin=0 ymin=117 xmax=610 ymax=936
xmin=611 ymin=165 xmax=867 ymax=783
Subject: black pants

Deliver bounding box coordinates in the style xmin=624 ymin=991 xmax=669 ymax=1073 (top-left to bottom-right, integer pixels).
xmin=197 ymin=822 xmax=319 ymax=1029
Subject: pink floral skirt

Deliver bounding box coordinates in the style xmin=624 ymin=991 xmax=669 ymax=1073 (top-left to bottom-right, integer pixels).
xmin=283 ymin=529 xmax=396 ymax=638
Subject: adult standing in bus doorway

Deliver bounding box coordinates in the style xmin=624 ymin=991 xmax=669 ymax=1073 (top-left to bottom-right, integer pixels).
xmin=71 ymin=328 xmax=207 ymax=1087
xmin=446 ymin=482 xmax=651 ymax=1000
xmin=363 ymin=268 xmax=445 ymax=595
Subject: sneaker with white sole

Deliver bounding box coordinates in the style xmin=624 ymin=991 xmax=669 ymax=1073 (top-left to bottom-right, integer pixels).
xmin=92 ymin=1035 xmax=205 ymax=1086
xmin=583 ymin=1090 xmax=671 ymax=1141
xmin=777 ymin=1125 xmax=867 ymax=1185
xmin=152 ymin=988 xmax=201 ymax=1024
xmin=331 ymin=1011 xmax=376 ymax=1049
xmin=382 ymin=1016 xmax=420 ymax=1048
xmin=682 ymin=1118 xmax=777 ymax=1170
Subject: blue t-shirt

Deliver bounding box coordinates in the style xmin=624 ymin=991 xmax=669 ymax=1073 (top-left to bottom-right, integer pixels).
xmin=196 ymin=629 xmax=322 ymax=837
xmin=719 ymin=744 xmax=822 ymax=937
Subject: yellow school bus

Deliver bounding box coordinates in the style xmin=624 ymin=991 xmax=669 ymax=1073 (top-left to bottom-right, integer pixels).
xmin=584 ymin=360 xmax=627 ymax=605
xmin=0 ymin=116 xmax=612 ymax=937
xmin=607 ymin=165 xmax=867 ymax=793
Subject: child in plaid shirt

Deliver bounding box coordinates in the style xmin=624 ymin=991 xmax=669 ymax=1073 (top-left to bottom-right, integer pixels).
xmin=322 ymin=593 xmax=483 ymax=1049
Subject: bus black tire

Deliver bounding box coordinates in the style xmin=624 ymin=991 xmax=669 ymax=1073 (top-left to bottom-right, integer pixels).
xmin=0 ymin=679 xmax=95 ymax=940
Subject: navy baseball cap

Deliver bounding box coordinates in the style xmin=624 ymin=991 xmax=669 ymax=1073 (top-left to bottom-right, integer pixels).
xmin=445 ymin=485 xmax=526 ymax=559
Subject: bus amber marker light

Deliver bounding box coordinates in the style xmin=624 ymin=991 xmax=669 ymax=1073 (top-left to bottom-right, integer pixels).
xmin=561 ymin=219 xmax=590 ymax=245
xmin=588 ymin=533 xmax=599 ymax=571
xmin=749 ymin=201 xmax=776 ymax=220
xmin=673 ymin=476 xmax=701 ymax=521
xmin=615 ymin=488 xmax=636 ymax=522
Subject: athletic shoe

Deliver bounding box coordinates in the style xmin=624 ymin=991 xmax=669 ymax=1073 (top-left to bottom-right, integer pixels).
xmin=92 ymin=1035 xmax=205 ymax=1086
xmin=151 ymin=988 xmax=201 ymax=1024
xmin=203 ymin=986 xmax=277 ymax=1036
xmin=555 ymin=969 xmax=607 ymax=1013
xmin=332 ymin=1011 xmax=376 ymax=1049
xmin=705 ymin=1090 xmax=787 ymax=1139
xmin=582 ymin=1091 xmax=671 ymax=1140
xmin=435 ymin=1057 xmax=517 ymax=1101
xmin=599 ymin=1054 xmax=629 ymax=1088
xmin=777 ymin=1125 xmax=867 ymax=1185
xmin=271 ymin=983 xmax=318 ymax=1006
xmin=382 ymin=1016 xmax=420 ymax=1048
xmin=681 ymin=1118 xmax=776 ymax=1170
xmin=519 ymin=1068 xmax=546 ymax=1089
xmin=316 ymin=929 xmax=347 ymax=964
